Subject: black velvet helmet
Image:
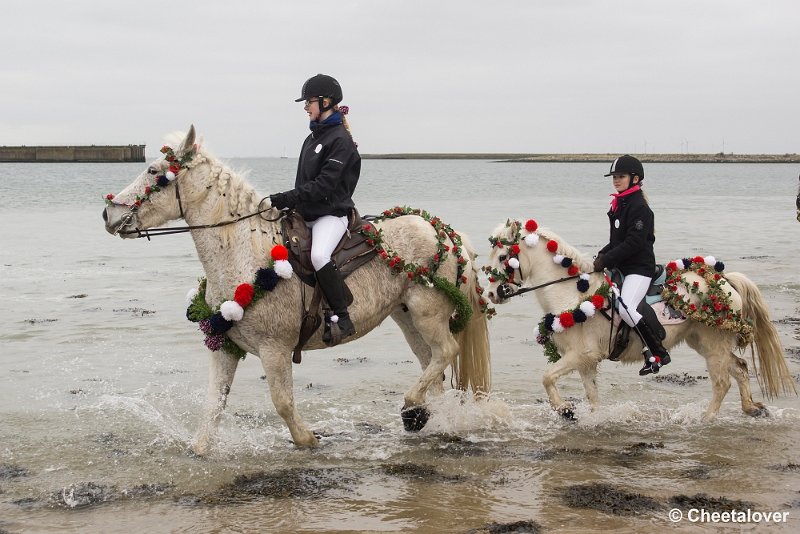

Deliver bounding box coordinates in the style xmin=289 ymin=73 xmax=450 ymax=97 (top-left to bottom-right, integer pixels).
xmin=604 ymin=154 xmax=645 ymax=181
xmin=294 ymin=74 xmax=343 ymax=106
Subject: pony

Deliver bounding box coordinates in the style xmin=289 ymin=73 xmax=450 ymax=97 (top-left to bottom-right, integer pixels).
xmin=483 ymin=218 xmax=796 ymax=421
xmin=102 ymin=126 xmax=491 ymax=452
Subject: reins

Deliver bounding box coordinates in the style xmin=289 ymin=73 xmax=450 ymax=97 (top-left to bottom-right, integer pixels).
xmin=499 ymin=274 xmax=580 ymax=299
xmin=117 ymin=194 xmax=284 ymax=240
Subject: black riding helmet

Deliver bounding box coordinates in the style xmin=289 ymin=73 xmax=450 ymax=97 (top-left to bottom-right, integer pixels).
xmin=295 ymin=74 xmax=343 ymax=112
xmin=605 ymin=154 xmax=644 ymax=181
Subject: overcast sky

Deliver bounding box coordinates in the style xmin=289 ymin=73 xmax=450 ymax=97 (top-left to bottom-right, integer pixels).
xmin=2 ymin=1 xmax=798 ymax=157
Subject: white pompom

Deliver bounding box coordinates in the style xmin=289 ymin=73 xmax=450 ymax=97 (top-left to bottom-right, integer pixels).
xmin=330 ymin=314 xmax=339 ymax=324
xmin=553 ymin=254 xmax=565 ymax=265
xmin=580 ymin=273 xmax=591 ymax=280
xmin=579 ymin=300 xmax=596 ymax=317
xmin=675 ymin=259 xmax=686 ymax=269
xmin=220 ymin=300 xmax=244 ymax=321
xmin=274 ymin=259 xmax=293 ymax=279
xmin=508 ymin=257 xmax=520 ymax=270
xmin=703 ymin=255 xmax=716 ymax=266
xmin=185 ymin=287 xmax=199 ymax=306
xmin=524 ymin=233 xmax=539 ymax=247
xmin=165 ymin=171 xmax=176 ymax=181
xmin=552 ymin=318 xmax=565 ymax=333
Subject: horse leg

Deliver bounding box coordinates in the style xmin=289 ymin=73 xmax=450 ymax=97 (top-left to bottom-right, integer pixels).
xmin=701 ymin=347 xmax=732 ymax=421
xmin=391 ymin=309 xmax=443 ymax=395
xmin=258 ymin=344 xmax=318 ymax=447
xmin=193 ymin=351 xmax=240 ymax=456
xmin=577 ymin=359 xmax=601 ymax=412
xmin=543 ymin=356 xmax=580 ymax=419
xmin=729 ymin=352 xmax=769 ymax=417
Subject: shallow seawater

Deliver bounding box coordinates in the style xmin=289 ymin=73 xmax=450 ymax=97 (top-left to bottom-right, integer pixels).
xmin=1 ymin=159 xmax=798 ymax=533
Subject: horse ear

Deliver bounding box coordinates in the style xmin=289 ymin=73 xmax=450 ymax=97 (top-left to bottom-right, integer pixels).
xmin=178 ymin=125 xmax=196 ymax=156
xmin=509 ymin=219 xmax=520 ymax=236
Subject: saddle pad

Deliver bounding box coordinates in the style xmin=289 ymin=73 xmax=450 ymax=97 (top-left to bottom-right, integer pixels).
xmin=612 ymin=301 xmax=686 ymax=327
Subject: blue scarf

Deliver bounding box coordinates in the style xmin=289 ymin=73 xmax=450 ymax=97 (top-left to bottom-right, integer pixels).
xmin=309 ymin=111 xmax=343 ymax=131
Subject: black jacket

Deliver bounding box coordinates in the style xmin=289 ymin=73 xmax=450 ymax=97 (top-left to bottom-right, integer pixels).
xmin=598 ymin=188 xmax=656 ymax=277
xmin=270 ymin=118 xmax=360 ymax=221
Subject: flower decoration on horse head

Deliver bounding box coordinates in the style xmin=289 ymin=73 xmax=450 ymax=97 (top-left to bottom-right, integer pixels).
xmin=104 ymin=144 xmax=193 ymax=208
xmin=484 ymin=218 xmax=591 ymax=293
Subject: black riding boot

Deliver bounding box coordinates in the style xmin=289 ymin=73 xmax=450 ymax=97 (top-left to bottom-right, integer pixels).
xmin=316 ymin=262 xmax=356 ymax=345
xmin=636 ymin=318 xmax=671 ymax=375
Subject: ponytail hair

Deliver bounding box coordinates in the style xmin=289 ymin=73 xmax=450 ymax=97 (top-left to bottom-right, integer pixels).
xmin=334 ymin=104 xmax=357 ymax=147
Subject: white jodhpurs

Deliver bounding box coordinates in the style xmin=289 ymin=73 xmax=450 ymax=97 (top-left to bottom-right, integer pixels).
xmin=618 ymin=274 xmax=652 ymax=327
xmin=307 ymin=215 xmax=349 ymax=271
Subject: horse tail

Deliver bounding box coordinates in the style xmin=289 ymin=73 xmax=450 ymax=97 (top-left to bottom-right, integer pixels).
xmin=452 ymin=258 xmax=492 ymax=397
xmin=725 ymin=272 xmax=797 ymax=398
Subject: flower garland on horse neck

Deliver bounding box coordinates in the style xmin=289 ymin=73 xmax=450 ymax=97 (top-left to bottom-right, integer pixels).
xmin=104 ymin=145 xmax=192 ymax=207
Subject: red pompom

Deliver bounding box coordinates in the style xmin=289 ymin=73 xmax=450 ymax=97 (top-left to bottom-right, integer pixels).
xmin=511 ymin=244 xmax=521 ymax=255
xmin=591 ymin=294 xmax=605 ymax=309
xmin=692 ymin=255 xmax=704 ymax=264
xmin=559 ymin=312 xmax=575 ymax=328
xmin=567 ymin=265 xmax=579 ymax=276
xmin=271 ymin=244 xmax=289 ymax=261
xmin=234 ymin=283 xmax=255 ymax=307
xmin=525 ymin=219 xmax=538 ymax=232
xmin=546 ymin=240 xmax=558 ymax=253
xmin=667 ymin=261 xmax=678 ymax=272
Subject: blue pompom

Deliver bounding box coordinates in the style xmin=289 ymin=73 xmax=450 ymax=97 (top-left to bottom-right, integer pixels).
xmin=255 ymin=267 xmax=279 ymax=291
xmin=682 ymin=258 xmax=692 ymax=268
xmin=156 ymin=175 xmax=169 ymax=187
xmin=572 ymin=309 xmax=587 ymax=323
xmin=209 ymin=312 xmax=233 ymax=334
xmin=544 ymin=313 xmax=556 ymax=332
xmin=714 ymin=261 xmax=725 ymax=272
xmin=576 ymin=279 xmax=590 ymax=292
xmin=561 ymin=257 xmax=573 ymax=268
xmin=505 ymin=264 xmax=514 ymax=274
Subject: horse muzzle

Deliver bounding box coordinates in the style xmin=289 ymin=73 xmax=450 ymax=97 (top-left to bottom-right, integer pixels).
xmin=488 ymin=283 xmax=515 ymax=304
xmin=103 ymin=205 xmax=138 ymax=238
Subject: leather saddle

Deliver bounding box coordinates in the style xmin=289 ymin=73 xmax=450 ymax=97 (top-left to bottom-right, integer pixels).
xmin=279 ymin=209 xmax=377 ymax=363
xmin=281 ymin=209 xmax=376 ymax=287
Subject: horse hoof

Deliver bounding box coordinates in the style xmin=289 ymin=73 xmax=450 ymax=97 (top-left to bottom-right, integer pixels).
xmin=748 ymin=405 xmax=770 ymax=418
xmin=401 ymin=406 xmax=430 ymax=432
xmin=560 ymin=408 xmax=577 ymax=422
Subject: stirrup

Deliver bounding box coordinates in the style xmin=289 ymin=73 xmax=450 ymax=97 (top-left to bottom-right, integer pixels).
xmin=322 ymin=312 xmax=355 ymax=346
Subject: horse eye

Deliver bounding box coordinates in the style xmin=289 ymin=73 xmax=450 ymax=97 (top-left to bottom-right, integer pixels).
xmin=498 ymin=254 xmax=508 ymax=262
xmin=147 ymin=168 xmax=158 ymax=175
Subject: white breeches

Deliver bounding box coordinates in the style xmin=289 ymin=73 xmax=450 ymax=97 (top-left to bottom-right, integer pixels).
xmin=619 ymin=274 xmax=652 ymax=327
xmin=307 ymin=215 xmax=349 ymax=271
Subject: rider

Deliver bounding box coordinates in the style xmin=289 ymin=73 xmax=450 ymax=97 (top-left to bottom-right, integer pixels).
xmin=593 ymin=155 xmax=670 ymax=375
xmin=268 ymin=74 xmax=361 ymax=343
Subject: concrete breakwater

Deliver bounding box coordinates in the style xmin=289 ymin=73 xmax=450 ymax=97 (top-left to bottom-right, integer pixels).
xmin=0 ymin=145 xmax=145 ymax=162
xmin=363 ymin=152 xmax=800 ymax=163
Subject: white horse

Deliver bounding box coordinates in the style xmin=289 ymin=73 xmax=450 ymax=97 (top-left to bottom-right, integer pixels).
xmin=483 ymin=218 xmax=796 ymax=421
xmin=102 ymin=126 xmax=491 ymax=452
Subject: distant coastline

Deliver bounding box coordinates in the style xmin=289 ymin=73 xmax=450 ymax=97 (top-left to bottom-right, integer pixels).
xmin=363 ymin=152 xmax=800 ymax=164
xmin=0 ymin=145 xmax=145 ymax=163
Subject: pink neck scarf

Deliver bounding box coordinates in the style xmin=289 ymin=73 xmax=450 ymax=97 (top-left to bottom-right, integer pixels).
xmin=609 ymin=184 xmax=641 ymax=212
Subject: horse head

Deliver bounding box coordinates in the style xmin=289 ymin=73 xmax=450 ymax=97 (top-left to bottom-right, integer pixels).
xmin=483 ymin=219 xmax=524 ymax=304
xmin=103 ymin=125 xmax=211 ymax=237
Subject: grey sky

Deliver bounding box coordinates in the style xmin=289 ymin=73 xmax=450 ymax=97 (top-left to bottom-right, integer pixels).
xmin=2 ymin=0 xmax=798 ymax=157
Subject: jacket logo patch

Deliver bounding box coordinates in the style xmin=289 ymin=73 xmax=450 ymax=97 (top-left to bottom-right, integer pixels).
xmin=614 ymin=219 xmax=620 ymax=229
xmin=314 ymin=143 xmax=323 ymax=154
xmin=634 ymin=219 xmax=644 ymax=230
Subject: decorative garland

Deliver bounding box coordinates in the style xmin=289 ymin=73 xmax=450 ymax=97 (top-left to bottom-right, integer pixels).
xmin=662 ymin=255 xmax=753 ymax=346
xmin=104 ymin=145 xmax=191 ymax=207
xmin=186 ymin=244 xmax=293 ymax=358
xmin=484 ymin=219 xmax=591 ymax=293
xmin=362 ymin=206 xmax=496 ymax=329
xmin=536 ymin=282 xmax=611 ymax=363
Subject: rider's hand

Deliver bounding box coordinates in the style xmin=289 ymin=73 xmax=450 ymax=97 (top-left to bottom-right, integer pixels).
xmin=593 ymin=254 xmax=605 ymax=272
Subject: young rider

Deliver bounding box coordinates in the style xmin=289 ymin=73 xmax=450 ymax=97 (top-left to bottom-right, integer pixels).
xmin=593 ymin=155 xmax=670 ymax=375
xmin=268 ymin=74 xmax=361 ymax=343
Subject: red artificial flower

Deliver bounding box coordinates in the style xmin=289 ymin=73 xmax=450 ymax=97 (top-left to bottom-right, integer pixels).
xmin=270 ymin=244 xmax=289 ymax=261
xmin=167 ymin=155 xmax=176 ymax=162
xmin=234 ymin=283 xmax=255 ymax=307
xmin=379 ymin=250 xmax=388 ymax=259
xmin=489 ymin=276 xmax=496 ymax=283
xmin=698 ymin=268 xmax=706 ymax=275
xmin=160 ymin=145 xmax=170 ymax=154
xmin=433 ymin=254 xmax=440 ymax=262
xmin=689 ymin=304 xmax=697 ymax=311
xmin=525 ymin=219 xmax=538 ymax=232
xmin=714 ymin=274 xmax=721 ymax=280
xmin=546 ymin=240 xmax=558 ymax=253
xmin=559 ymin=312 xmax=575 ymax=328
xmin=511 ymin=244 xmax=521 ymax=255
xmin=169 ymin=164 xmax=181 ymax=174
xmin=714 ymin=302 xmax=722 ymax=311
xmin=363 ymin=224 xmax=372 ymax=232
xmin=105 ymin=193 xmax=114 ymax=200
xmin=692 ymin=281 xmax=700 ymax=288
xmin=383 ymin=210 xmax=391 ymax=216
xmin=407 ymin=272 xmax=414 ymax=279
xmin=461 ymin=275 xmax=468 ymax=283
xmin=591 ymin=295 xmax=605 ymax=309
xmin=567 ymin=265 xmax=579 ymax=276
xmin=144 ymin=186 xmax=152 ymax=195
xmin=496 ymin=242 xmax=504 ymax=248
xmin=134 ymin=199 xmax=142 ymax=207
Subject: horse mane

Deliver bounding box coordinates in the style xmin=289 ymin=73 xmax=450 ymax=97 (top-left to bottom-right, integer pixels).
xmin=490 ymin=220 xmax=594 ymax=273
